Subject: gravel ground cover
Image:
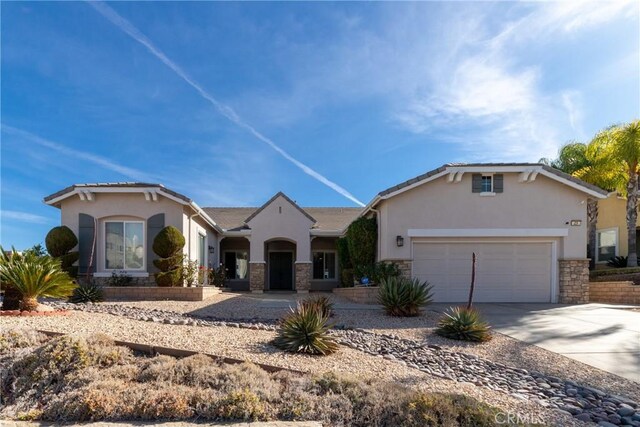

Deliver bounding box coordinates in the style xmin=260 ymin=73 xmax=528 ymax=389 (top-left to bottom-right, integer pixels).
xmin=106 ymin=294 xmax=640 ymax=402
xmin=1 ymin=311 xmax=578 ymax=427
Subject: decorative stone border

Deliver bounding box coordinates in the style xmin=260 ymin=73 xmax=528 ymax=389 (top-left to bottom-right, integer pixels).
xmin=590 ymin=281 xmax=640 ymax=305
xmin=102 ymin=286 xmax=221 ymax=301
xmin=332 ymin=286 xmax=379 ymax=304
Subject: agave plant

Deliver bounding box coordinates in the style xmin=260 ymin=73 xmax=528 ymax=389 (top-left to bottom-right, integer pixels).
xmin=300 ymin=295 xmax=334 ymax=318
xmin=0 ymin=247 xmax=76 ymax=311
xmin=435 ymin=306 xmax=492 ymax=342
xmin=273 ymin=302 xmax=338 ymax=355
xmin=378 ymin=276 xmax=433 ymax=317
xmin=69 ymin=281 xmax=105 ymax=304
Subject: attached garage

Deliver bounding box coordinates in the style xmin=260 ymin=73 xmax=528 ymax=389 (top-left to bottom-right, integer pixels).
xmin=412 ymin=240 xmax=555 ymax=303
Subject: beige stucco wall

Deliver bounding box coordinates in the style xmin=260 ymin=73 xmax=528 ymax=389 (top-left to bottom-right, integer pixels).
xmin=58 ymin=192 xmax=219 ymax=274
xmin=377 ymin=172 xmax=589 ymax=261
xmin=246 ymin=194 xmax=314 ymax=262
xmin=595 ymin=194 xmax=627 ymax=258
xmin=182 ymin=208 xmax=218 ymax=268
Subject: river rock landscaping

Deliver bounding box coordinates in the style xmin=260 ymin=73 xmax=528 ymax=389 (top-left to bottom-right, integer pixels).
xmin=43 ymin=301 xmax=640 ymax=426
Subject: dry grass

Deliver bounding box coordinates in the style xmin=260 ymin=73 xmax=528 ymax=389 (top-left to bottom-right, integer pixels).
xmin=1 ymin=328 xmax=502 ymax=426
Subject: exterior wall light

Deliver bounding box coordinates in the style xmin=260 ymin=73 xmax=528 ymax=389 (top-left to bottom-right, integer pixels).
xmin=208 ymin=245 xmax=215 ymax=254
xmin=396 ymin=235 xmax=404 ymax=247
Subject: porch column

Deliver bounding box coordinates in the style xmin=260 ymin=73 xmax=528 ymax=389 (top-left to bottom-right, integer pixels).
xmin=295 ymin=262 xmax=311 ymax=293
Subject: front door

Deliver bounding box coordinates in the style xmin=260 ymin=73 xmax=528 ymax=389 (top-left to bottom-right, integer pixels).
xmin=269 ymin=252 xmax=293 ymax=290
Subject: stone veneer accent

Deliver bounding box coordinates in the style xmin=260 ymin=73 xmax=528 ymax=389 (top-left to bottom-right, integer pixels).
xmin=102 ymin=286 xmax=220 ymax=301
xmin=295 ymin=263 xmax=311 ymax=292
xmin=558 ymin=259 xmax=590 ymax=304
xmin=590 ymin=281 xmax=640 ymax=304
xmin=250 ymin=263 xmax=265 ymax=292
xmin=395 ymin=260 xmax=412 ymax=279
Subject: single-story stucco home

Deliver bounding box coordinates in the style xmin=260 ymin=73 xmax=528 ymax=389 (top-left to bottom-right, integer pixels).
xmin=44 ymin=163 xmax=608 ymax=303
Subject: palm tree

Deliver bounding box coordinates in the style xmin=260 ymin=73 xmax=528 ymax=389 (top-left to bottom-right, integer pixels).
xmin=541 ymin=140 xmax=620 ymax=268
xmin=0 ymin=247 xmax=76 ymax=311
xmin=592 ymin=120 xmax=640 ymax=267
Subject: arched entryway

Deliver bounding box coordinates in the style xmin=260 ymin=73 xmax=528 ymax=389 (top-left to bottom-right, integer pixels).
xmin=265 ymin=239 xmax=296 ymax=291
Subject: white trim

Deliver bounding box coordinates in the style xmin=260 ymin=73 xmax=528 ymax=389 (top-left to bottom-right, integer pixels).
xmin=380 ymin=170 xmax=450 ymax=200
xmin=551 ymin=240 xmax=558 ymax=303
xmin=595 ymin=227 xmax=619 ymax=263
xmin=536 ymin=169 xmax=606 ymax=199
xmin=479 ymin=192 xmax=496 ymax=197
xmin=310 ymin=229 xmax=344 ymax=237
xmin=294 ymin=261 xmax=313 ymax=264
xmin=407 ymin=228 xmax=569 ymax=238
xmin=94 ymin=272 xmax=149 ymax=278
xmin=222 ymin=230 xmax=252 ymax=237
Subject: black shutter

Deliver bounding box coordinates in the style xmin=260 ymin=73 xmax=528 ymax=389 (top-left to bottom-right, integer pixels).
xmin=471 ymin=174 xmax=482 ymax=193
xmin=494 ymin=174 xmax=504 ymax=193
xmin=78 ymin=213 xmax=96 ymax=275
xmin=147 ymin=213 xmax=165 ymax=274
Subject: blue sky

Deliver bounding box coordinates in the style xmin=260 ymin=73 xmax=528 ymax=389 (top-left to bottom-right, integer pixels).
xmin=1 ymin=1 xmax=639 ymax=249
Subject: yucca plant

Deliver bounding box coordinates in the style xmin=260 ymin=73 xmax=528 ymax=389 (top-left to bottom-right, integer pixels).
xmin=435 ymin=306 xmax=492 ymax=342
xmin=0 ymin=247 xmax=76 ymax=311
xmin=300 ymin=295 xmax=334 ymax=318
xmin=273 ymin=302 xmax=338 ymax=355
xmin=69 ymin=281 xmax=105 ymax=303
xmin=378 ymin=276 xmax=433 ymax=317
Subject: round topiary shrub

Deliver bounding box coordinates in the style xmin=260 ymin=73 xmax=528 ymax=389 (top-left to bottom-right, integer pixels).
xmin=152 ymin=226 xmax=185 ymax=259
xmin=152 ymin=226 xmax=185 ymax=287
xmin=45 ymin=226 xmax=78 ymax=258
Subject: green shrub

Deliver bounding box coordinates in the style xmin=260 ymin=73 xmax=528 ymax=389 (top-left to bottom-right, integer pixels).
xmin=346 ymin=217 xmax=377 ymax=280
xmin=370 ymin=262 xmax=401 ymax=284
xmin=107 ymin=271 xmax=133 ymax=287
xmin=606 ymin=255 xmax=630 ymax=268
xmin=435 ymin=306 xmax=492 ymax=342
xmin=273 ymin=302 xmax=338 ymax=355
xmin=300 ymin=295 xmax=334 ymax=318
xmin=0 ymin=248 xmax=76 ymax=311
xmin=340 ymin=268 xmax=354 ymax=287
xmin=152 ymin=226 xmax=185 ymax=287
xmin=45 ymin=226 xmax=78 ymax=258
xmin=152 ymin=226 xmax=185 ymax=258
xmin=378 ymin=276 xmax=433 ymax=317
xmin=70 ymin=281 xmax=105 ymax=303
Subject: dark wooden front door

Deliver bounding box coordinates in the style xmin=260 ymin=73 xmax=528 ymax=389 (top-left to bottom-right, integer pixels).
xmin=269 ymin=252 xmax=293 ymax=290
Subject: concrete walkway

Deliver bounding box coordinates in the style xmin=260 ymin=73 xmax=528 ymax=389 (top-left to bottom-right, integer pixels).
xmin=452 ymin=303 xmax=640 ymax=382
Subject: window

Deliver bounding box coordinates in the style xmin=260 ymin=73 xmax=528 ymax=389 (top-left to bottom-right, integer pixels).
xmin=597 ymin=229 xmax=617 ymax=262
xmin=105 ymin=221 xmax=144 ymax=270
xmin=197 ymin=233 xmax=206 ymax=267
xmin=313 ymin=251 xmax=336 ymax=280
xmin=481 ymin=175 xmax=493 ymax=193
xmin=224 ymin=251 xmax=248 ymax=279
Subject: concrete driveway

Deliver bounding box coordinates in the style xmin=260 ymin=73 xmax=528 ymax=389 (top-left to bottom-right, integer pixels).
xmin=460 ymin=303 xmax=640 ymax=382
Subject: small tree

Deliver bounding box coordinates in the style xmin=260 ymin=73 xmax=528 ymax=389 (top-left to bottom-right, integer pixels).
xmin=346 ymin=217 xmax=377 ymax=281
xmin=45 ymin=226 xmax=79 ymax=278
xmin=152 ymin=226 xmax=185 ymax=287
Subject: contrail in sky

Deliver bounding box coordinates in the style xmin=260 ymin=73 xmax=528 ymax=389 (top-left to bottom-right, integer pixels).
xmin=88 ymin=1 xmax=365 ymax=207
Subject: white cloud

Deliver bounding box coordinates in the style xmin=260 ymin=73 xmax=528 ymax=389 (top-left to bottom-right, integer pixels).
xmin=1 ymin=210 xmax=51 ymax=224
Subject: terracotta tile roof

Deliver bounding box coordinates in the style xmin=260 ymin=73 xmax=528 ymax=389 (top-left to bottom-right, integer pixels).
xmin=203 ymin=206 xmax=361 ymax=232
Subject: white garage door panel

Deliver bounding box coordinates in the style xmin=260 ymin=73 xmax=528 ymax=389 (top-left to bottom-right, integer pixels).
xmin=412 ymin=242 xmax=552 ymax=303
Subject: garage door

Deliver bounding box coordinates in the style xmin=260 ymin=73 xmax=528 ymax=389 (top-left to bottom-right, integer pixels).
xmin=412 ymin=241 xmax=553 ymax=303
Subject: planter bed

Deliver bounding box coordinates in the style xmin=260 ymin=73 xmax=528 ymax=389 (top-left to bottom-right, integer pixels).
xmin=102 ymin=286 xmax=221 ymax=301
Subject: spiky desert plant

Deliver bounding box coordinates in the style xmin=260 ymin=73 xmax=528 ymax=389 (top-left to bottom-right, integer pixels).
xmin=69 ymin=281 xmax=105 ymax=303
xmin=300 ymin=295 xmax=334 ymax=318
xmin=435 ymin=306 xmax=492 ymax=342
xmin=0 ymin=247 xmax=76 ymax=311
xmin=273 ymin=302 xmax=338 ymax=355
xmin=378 ymin=276 xmax=433 ymax=317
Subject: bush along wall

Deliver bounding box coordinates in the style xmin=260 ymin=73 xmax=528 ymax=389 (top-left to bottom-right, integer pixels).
xmin=336 ymin=237 xmax=354 ymax=287
xmin=152 ymin=226 xmax=185 ymax=287
xmin=345 ymin=216 xmax=377 ymax=283
xmin=45 ymin=226 xmax=79 ymax=278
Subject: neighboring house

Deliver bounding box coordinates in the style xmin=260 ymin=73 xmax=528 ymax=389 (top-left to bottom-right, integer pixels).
xmin=44 ymin=162 xmax=607 ymax=303
xmin=595 ymin=193 xmax=640 ymax=265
